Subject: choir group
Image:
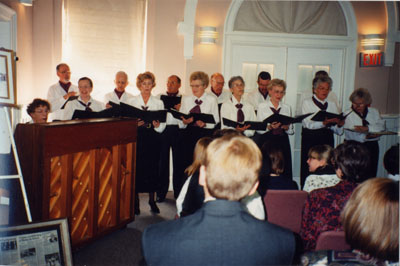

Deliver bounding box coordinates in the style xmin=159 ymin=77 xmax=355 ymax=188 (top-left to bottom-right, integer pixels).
xmin=24 ymin=63 xmax=399 ymax=264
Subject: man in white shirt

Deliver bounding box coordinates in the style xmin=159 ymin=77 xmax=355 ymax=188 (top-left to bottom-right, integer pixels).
xmin=104 ymin=71 xmax=134 ymax=106
xmin=244 ymin=71 xmax=271 ymax=111
xmin=47 ymin=63 xmax=79 ymax=121
xmin=207 ymin=73 xmax=231 ymax=130
xmin=158 ymin=75 xmax=184 ymax=201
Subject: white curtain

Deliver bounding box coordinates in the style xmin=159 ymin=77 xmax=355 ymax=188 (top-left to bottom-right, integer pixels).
xmin=234 ymin=1 xmax=347 ymax=36
xmin=62 ymin=0 xmax=146 ymax=100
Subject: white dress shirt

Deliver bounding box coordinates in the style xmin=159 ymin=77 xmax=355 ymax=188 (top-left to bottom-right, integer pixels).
xmin=220 ymin=96 xmax=256 ymax=137
xmin=62 ymin=96 xmax=105 ymax=120
xmin=104 ymin=90 xmax=134 ymax=105
xmin=343 ymin=107 xmax=385 ymax=142
xmin=207 ymin=89 xmax=232 ymax=104
xmin=301 ymin=95 xmax=343 ymax=135
xmin=47 ymin=82 xmax=79 ymax=121
xmin=257 ymin=99 xmax=294 ymax=135
xmin=178 ymin=93 xmax=219 ymax=130
xmin=157 ymin=92 xmax=182 ymax=126
xmin=126 ymin=94 xmax=166 ymax=133
xmin=244 ymin=89 xmax=269 ymax=111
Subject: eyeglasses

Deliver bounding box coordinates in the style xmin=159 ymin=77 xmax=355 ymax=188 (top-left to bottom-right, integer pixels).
xmin=352 ymin=102 xmax=366 ymax=107
xmin=35 ymin=109 xmax=49 ymax=114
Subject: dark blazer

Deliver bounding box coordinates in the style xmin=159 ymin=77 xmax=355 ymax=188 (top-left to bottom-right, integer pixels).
xmin=142 ymin=200 xmax=295 ymax=265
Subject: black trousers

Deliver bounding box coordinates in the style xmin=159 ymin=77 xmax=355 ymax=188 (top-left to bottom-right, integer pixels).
xmin=158 ymin=125 xmax=183 ymax=199
xmin=362 ymin=140 xmax=379 ymax=179
xmin=301 ymin=127 xmax=334 ymax=188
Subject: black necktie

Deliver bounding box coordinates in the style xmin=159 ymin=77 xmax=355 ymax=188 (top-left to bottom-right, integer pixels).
xmin=352 ymin=106 xmax=369 ymax=126
xmin=114 ymin=89 xmax=124 ymax=99
xmin=78 ymin=100 xmax=92 ymax=112
xmin=190 ymin=99 xmax=202 ymax=114
xmin=312 ymin=97 xmax=328 ymax=111
xmin=236 ymin=104 xmax=244 ymax=123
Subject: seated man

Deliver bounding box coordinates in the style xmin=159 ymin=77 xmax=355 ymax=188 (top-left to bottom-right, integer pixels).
xmin=142 ymin=135 xmax=295 ymax=265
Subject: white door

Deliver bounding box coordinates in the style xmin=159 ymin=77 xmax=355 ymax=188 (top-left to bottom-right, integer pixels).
xmin=227 ymin=45 xmax=345 ymax=185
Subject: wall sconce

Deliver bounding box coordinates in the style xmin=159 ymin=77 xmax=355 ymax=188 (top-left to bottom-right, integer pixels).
xmin=19 ymin=0 xmax=33 ymax=6
xmin=199 ymin=26 xmax=218 ymax=44
xmin=361 ymin=34 xmax=384 ymax=51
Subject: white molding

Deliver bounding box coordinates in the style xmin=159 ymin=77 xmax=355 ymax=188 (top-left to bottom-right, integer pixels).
xmin=0 ymin=3 xmax=17 ymax=52
xmin=177 ymin=0 xmax=198 ymax=60
xmin=384 ymin=2 xmax=400 ymax=67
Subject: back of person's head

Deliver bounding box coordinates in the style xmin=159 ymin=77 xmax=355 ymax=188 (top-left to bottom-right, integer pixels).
xmin=185 ymin=137 xmax=213 ymax=176
xmin=308 ymin=144 xmax=333 ymax=167
xmin=314 ymin=70 xmax=329 ymax=78
xmin=212 ymin=128 xmax=242 ymax=139
xmin=204 ymin=135 xmax=261 ymax=201
xmin=341 ymin=178 xmax=399 ymax=261
xmin=258 ymin=71 xmax=271 ymax=81
xmin=384 ymin=144 xmax=399 ymax=176
xmin=333 ymin=141 xmax=370 ymax=182
xmin=262 ymin=141 xmax=284 ymax=175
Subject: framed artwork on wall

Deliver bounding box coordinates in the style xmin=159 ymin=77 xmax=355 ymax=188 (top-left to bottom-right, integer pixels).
xmin=0 ymin=48 xmax=16 ymax=106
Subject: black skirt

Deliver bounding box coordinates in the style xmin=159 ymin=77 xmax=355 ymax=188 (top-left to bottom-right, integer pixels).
xmin=135 ymin=126 xmax=162 ymax=193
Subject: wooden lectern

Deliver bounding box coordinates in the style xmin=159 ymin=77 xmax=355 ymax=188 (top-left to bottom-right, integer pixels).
xmin=14 ymin=118 xmax=137 ymax=247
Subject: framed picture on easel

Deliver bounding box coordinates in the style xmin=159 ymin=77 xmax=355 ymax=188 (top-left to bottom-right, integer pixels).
xmin=0 ymin=48 xmax=16 ymax=106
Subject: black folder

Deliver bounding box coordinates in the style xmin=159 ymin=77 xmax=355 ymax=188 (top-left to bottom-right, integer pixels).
xmin=119 ymin=102 xmax=167 ymax=123
xmin=169 ymin=109 xmax=216 ymax=124
xmin=311 ymin=111 xmax=349 ymax=122
xmin=263 ymin=113 xmax=313 ymax=125
xmin=60 ymin=96 xmax=79 ymax=109
xmin=160 ymin=95 xmax=182 ymax=109
xmin=222 ymin=118 xmax=267 ymax=131
xmin=72 ymin=108 xmax=117 ymax=119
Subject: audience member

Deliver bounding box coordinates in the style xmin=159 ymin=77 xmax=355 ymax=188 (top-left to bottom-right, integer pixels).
xmin=127 ymin=71 xmax=166 ymax=214
xmin=220 ymin=76 xmax=256 ymax=137
xmin=302 ymin=178 xmax=399 ymax=265
xmin=27 ymin=98 xmax=51 ymax=123
xmin=104 ymin=71 xmax=134 ymax=106
xmin=300 ymin=141 xmax=370 ymax=251
xmin=176 ymin=137 xmax=212 ymax=217
xmin=62 ymin=77 xmax=105 ymax=120
xmin=47 ymin=63 xmax=78 ymax=121
xmin=303 ymin=145 xmax=339 ymax=192
xmin=384 ymin=144 xmax=399 ymax=181
xmin=300 ymin=76 xmax=344 ymax=188
xmin=142 ymin=135 xmax=295 ymax=265
xmin=344 ymin=88 xmax=385 ymax=178
xmin=158 ymin=75 xmax=184 ymax=201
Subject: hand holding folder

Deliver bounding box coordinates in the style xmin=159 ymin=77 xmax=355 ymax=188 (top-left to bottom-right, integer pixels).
xmin=119 ymin=102 xmax=167 ymax=123
xmin=222 ymin=118 xmax=267 ymax=131
xmin=169 ymin=109 xmax=216 ymax=124
xmin=263 ymin=113 xmax=313 ymax=125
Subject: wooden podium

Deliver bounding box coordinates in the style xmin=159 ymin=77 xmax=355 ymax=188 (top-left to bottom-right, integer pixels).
xmin=14 ymin=118 xmax=137 ymax=247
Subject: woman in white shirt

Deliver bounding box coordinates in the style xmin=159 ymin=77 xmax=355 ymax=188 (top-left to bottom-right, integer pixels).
xmin=343 ymin=88 xmax=385 ymax=178
xmin=257 ymin=79 xmax=294 ymax=178
xmin=220 ymin=76 xmax=256 ymax=137
xmin=62 ymin=77 xmax=105 ymax=120
xmin=127 ymin=72 xmax=165 ymax=215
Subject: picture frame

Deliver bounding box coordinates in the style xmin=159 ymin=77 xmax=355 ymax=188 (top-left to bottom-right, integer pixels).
xmin=0 ymin=48 xmax=17 ymax=106
xmin=0 ymin=218 xmax=73 ymax=266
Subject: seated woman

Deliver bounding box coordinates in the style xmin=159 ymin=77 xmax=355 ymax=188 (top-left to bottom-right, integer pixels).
xmin=259 ymin=141 xmax=298 ymax=192
xmin=302 ymin=178 xmax=399 ymax=265
xmin=344 ymin=88 xmax=385 ymax=179
xmin=176 ymin=137 xmax=213 ymax=217
xmin=127 ymin=71 xmax=165 ymax=214
xmin=303 ymin=145 xmax=340 ymax=193
xmin=257 ymin=79 xmax=294 ymax=178
xmin=384 ymin=144 xmax=399 ymax=181
xmin=62 ymin=77 xmax=105 ymax=120
xmin=300 ymin=141 xmax=370 ymax=251
xmin=220 ymin=76 xmax=256 ymax=137
xmin=27 ymin=98 xmax=50 ymax=123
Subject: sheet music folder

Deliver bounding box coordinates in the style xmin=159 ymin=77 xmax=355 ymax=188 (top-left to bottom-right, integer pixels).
xmin=160 ymin=95 xmax=182 ymax=109
xmin=311 ymin=111 xmax=349 ymax=122
xmin=119 ymin=102 xmax=167 ymax=123
xmin=263 ymin=113 xmax=313 ymax=125
xmin=169 ymin=109 xmax=216 ymax=124
xmin=222 ymin=118 xmax=267 ymax=131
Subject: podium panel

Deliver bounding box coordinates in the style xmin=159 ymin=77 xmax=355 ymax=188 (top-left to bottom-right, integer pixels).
xmin=15 ymin=118 xmax=137 ymax=247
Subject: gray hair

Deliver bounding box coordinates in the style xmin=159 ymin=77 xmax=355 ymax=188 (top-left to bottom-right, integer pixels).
xmin=349 ymin=88 xmax=372 ymax=105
